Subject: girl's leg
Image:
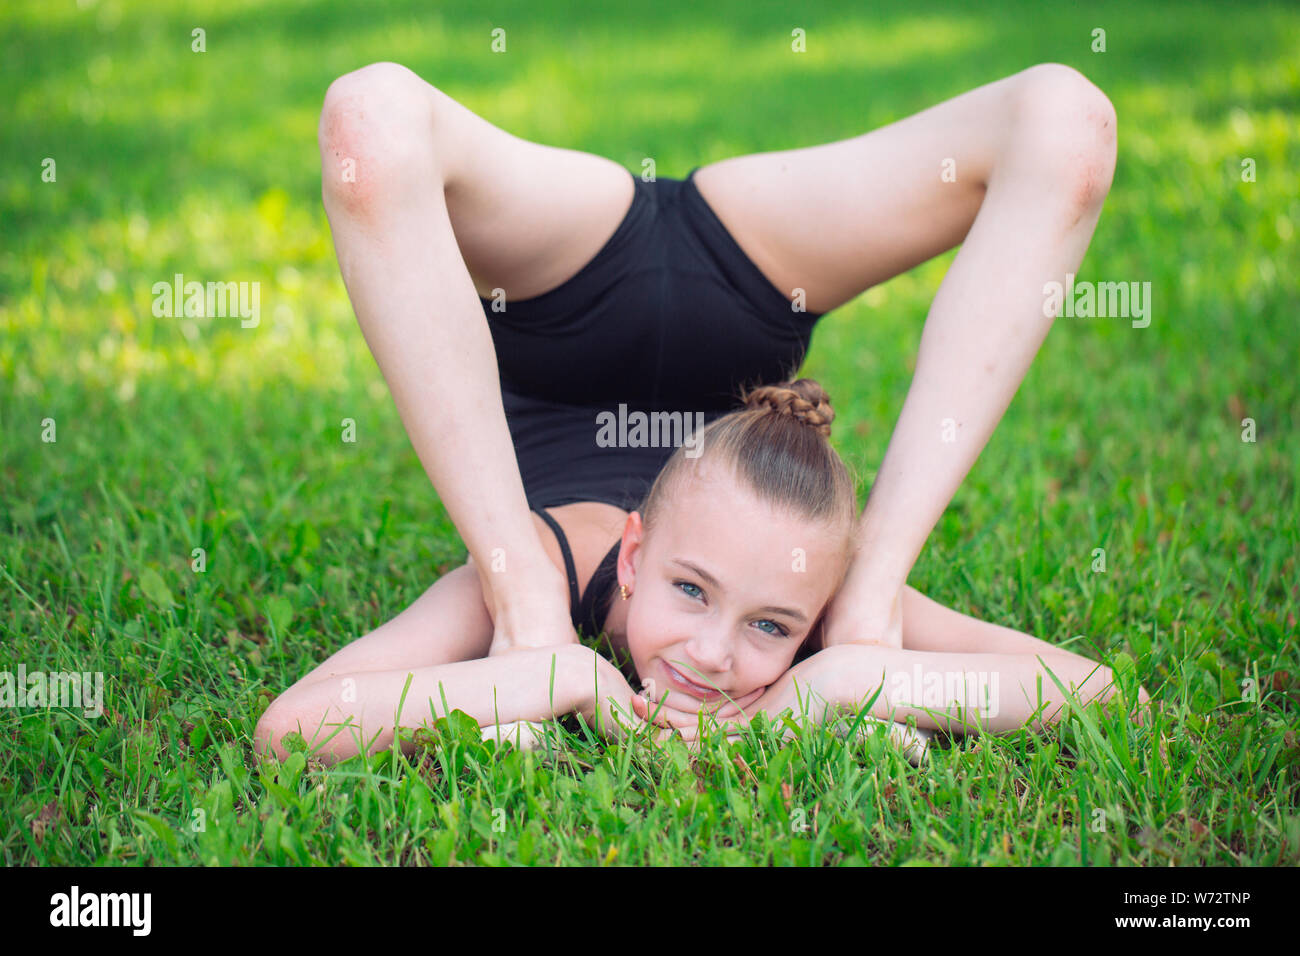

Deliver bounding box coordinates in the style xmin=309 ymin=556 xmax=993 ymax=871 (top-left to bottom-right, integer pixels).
xmin=692 ymin=62 xmax=1113 ymax=312
xmin=319 ymin=61 xmax=635 ymax=653
xmin=692 ymin=63 xmax=1118 ymax=644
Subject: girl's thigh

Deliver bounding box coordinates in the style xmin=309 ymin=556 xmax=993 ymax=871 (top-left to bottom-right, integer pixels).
xmin=690 ymin=66 xmax=1073 ymax=314
xmin=322 ymin=61 xmax=636 ymax=304
xmin=428 ymin=83 xmax=636 ymax=302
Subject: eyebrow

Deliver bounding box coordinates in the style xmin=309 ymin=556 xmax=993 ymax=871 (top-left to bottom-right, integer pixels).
xmin=670 ymin=559 xmax=809 ymax=624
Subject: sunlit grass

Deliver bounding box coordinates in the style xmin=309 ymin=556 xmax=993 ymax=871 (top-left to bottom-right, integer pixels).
xmin=1 ymin=0 xmax=1297 ymax=865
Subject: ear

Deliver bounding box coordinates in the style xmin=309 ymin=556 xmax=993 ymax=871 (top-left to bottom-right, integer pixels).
xmin=618 ymin=511 xmax=646 ymax=589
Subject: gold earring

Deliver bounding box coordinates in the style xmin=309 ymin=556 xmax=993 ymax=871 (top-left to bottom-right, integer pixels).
xmin=619 ymin=584 xmax=630 ymax=600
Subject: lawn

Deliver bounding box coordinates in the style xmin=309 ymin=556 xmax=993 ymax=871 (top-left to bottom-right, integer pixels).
xmin=2 ymin=0 xmax=1297 ymax=865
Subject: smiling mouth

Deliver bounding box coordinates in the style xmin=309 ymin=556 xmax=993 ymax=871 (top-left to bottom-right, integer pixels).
xmin=663 ymin=661 xmax=723 ymax=700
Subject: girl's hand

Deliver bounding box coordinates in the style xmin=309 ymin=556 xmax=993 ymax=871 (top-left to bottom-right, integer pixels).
xmin=631 ymin=682 xmax=791 ymax=750
xmin=632 ymin=693 xmax=760 ymax=750
xmin=631 ymin=683 xmax=767 ymax=733
xmin=634 ymin=659 xmax=836 ymax=749
xmin=570 ymin=648 xmax=678 ymax=744
xmin=478 ymin=650 xmax=679 ymax=750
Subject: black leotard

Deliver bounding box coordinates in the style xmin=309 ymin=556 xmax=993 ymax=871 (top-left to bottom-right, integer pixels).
xmin=533 ymin=507 xmax=620 ymax=638
xmin=533 ymin=507 xmax=636 ymax=684
xmin=481 ymin=167 xmax=828 ymax=512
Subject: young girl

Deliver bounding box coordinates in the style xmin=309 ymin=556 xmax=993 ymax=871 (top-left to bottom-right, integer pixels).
xmin=253 ymin=60 xmax=1150 ymax=765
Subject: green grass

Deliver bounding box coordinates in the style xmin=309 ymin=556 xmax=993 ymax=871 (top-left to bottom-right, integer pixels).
xmin=2 ymin=0 xmax=1298 ymax=865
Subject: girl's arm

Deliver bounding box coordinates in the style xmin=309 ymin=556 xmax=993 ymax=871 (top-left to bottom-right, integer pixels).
xmin=720 ymin=589 xmax=1149 ymax=735
xmin=654 ymin=589 xmax=1149 ymax=746
xmin=254 ymin=644 xmax=651 ymax=764
xmin=806 ymin=588 xmax=1149 ymax=734
xmin=818 ymin=642 xmax=1149 ymax=734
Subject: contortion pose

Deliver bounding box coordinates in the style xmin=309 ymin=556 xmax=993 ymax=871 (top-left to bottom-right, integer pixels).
xmin=255 ymin=60 xmax=1151 ymax=765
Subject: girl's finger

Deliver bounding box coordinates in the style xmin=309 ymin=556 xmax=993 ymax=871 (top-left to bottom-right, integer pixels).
xmin=635 ymin=696 xmax=674 ymax=737
xmin=713 ymin=688 xmax=763 ymax=717
xmin=643 ymin=699 xmax=674 ymax=727
xmin=645 ymin=696 xmax=695 ymax=728
xmin=636 ymin=694 xmax=678 ymax=727
xmin=658 ymin=695 xmax=748 ymax=729
xmin=714 ymin=699 xmax=748 ymax=716
xmin=644 ymin=689 xmax=756 ymax=732
xmin=689 ymin=715 xmax=747 ymax=744
xmin=631 ymin=699 xmax=675 ymax=744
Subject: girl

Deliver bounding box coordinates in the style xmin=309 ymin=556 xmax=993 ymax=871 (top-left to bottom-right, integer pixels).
xmin=253 ymin=60 xmax=1150 ymax=766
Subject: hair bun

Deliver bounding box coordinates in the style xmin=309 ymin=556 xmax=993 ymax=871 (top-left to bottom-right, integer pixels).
xmin=742 ymin=378 xmax=835 ymax=437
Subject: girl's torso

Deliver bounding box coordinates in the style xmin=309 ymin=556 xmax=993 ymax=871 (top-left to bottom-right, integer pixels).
xmin=483 ymin=168 xmax=826 ymax=513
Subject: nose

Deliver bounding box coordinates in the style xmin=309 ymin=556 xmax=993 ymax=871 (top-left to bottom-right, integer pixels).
xmin=680 ymin=624 xmax=732 ymax=680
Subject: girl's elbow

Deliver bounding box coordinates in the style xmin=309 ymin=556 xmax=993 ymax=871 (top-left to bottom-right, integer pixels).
xmin=253 ymin=706 xmax=295 ymax=763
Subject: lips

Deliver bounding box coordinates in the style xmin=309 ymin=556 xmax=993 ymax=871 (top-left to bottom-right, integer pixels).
xmin=662 ymin=661 xmax=724 ymax=702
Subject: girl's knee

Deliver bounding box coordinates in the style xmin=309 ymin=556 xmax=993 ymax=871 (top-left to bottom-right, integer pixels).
xmin=1007 ymin=63 xmax=1117 ymax=213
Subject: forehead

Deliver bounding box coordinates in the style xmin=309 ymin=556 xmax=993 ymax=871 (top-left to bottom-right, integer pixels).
xmin=653 ymin=467 xmax=845 ymax=599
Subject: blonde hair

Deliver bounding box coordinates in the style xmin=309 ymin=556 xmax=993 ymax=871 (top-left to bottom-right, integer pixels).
xmin=636 ymin=378 xmax=859 ymax=659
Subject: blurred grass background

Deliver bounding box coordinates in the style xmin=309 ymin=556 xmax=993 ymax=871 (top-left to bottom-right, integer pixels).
xmin=1 ymin=0 xmax=1297 ymax=864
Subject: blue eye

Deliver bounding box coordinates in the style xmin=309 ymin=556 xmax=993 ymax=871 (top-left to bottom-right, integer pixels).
xmin=673 ymin=581 xmax=789 ymax=637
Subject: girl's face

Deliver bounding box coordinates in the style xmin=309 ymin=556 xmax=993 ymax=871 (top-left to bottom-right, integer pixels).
xmin=612 ymin=464 xmax=850 ymax=709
